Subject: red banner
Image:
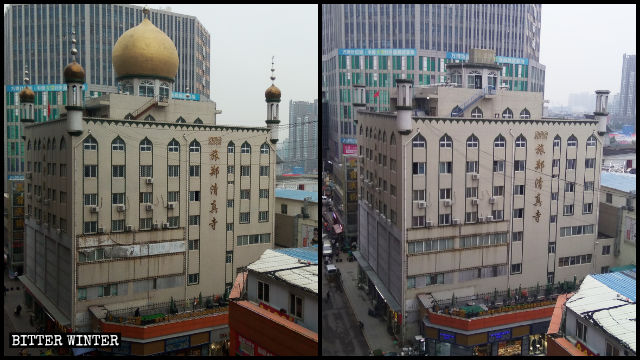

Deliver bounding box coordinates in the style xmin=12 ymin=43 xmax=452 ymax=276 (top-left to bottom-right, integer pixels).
xmin=259 ymin=302 xmax=295 ymax=322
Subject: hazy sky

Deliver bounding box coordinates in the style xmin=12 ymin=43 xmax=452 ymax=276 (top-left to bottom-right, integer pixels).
xmin=540 ymin=4 xmax=636 ymax=107
xmin=141 ymin=4 xmax=318 ymax=140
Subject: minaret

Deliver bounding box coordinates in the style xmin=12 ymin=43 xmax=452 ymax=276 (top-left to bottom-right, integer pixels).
xmin=18 ymin=67 xmax=35 ymax=140
xmin=63 ymin=31 xmax=86 ymax=136
xmin=264 ymin=56 xmax=282 ymax=144
xmin=594 ymin=90 xmax=610 ymax=136
xmin=352 ymin=83 xmax=366 ymax=125
xmin=396 ymin=78 xmax=413 ymax=135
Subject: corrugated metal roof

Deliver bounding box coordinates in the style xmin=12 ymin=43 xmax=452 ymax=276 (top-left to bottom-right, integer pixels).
xmin=273 ymin=246 xmax=318 ymax=264
xmin=275 ymin=188 xmax=318 ymax=202
xmin=601 ymin=171 xmax=636 ymax=193
xmin=566 ymin=273 xmax=636 ymax=352
xmin=247 ymin=249 xmax=318 ymax=294
xmin=592 ymin=269 xmax=636 ymax=302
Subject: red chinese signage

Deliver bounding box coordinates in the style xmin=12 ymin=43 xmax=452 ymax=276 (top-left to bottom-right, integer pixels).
xmin=342 ymin=144 xmax=357 ymax=155
xmin=259 ymin=302 xmax=295 ymax=322
xmin=575 ymin=340 xmax=598 ymax=356
xmin=237 ymin=334 xmax=273 ymax=356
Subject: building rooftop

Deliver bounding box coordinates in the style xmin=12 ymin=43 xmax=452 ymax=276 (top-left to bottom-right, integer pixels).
xmin=247 ymin=249 xmax=318 ymax=294
xmin=275 ymin=188 xmax=318 ymax=203
xmin=273 ymin=246 xmax=318 ymax=264
xmin=600 ymin=171 xmax=637 ymax=193
xmin=565 ymin=269 xmax=636 ymax=353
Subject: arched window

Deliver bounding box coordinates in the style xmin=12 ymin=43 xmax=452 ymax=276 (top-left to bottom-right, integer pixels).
xmin=51 ymin=139 xmax=56 ymax=150
xmin=520 ymin=108 xmax=531 ymax=119
xmin=194 ymin=118 xmax=203 ymax=124
xmin=359 ymin=126 xmax=363 ymax=135
xmin=112 ymin=137 xmax=125 ymax=151
xmin=241 ymin=142 xmax=251 ymax=154
xmin=502 ymin=108 xmax=513 ymax=119
xmin=390 ymin=133 xmax=396 ymax=145
xmin=494 ymin=135 xmax=506 ymax=148
xmin=139 ymin=80 xmax=154 ymax=97
xmin=59 ymin=137 xmax=66 ymax=150
xmin=176 ymin=116 xmax=186 ymax=123
xmin=83 ymin=136 xmax=97 ymax=151
xmin=471 ymin=107 xmax=483 ymax=119
xmin=567 ymin=135 xmax=577 ymax=147
xmin=586 ymin=135 xmax=597 ymax=147
xmin=144 ymin=114 xmax=155 ymax=122
xmin=260 ymin=143 xmax=270 ymax=154
xmin=27 ymin=140 xmax=31 ymax=150
xmin=37 ymin=140 xmax=41 ymax=150
xmin=227 ymin=141 xmax=235 ymax=153
xmin=47 ymin=139 xmax=51 ymax=150
xmin=439 ymin=134 xmax=452 ymax=148
xmin=382 ymin=131 xmax=386 ymax=142
xmin=553 ymin=135 xmax=561 ymax=148
xmin=515 ymin=135 xmax=527 ymax=148
xmin=377 ymin=130 xmax=381 ymax=141
xmin=488 ymin=72 xmax=498 ymax=90
xmin=467 ymin=135 xmax=479 ymax=148
xmin=412 ymin=134 xmax=426 ymax=148
xmin=467 ymin=70 xmax=482 ymax=89
xmin=120 ymin=81 xmax=133 ymax=95
xmin=140 ymin=138 xmax=152 ymax=152
xmin=450 ymin=72 xmax=462 ymax=87
xmin=451 ymin=105 xmax=463 ymax=117
xmin=189 ymin=140 xmax=200 ymax=153
xmin=168 ymin=139 xmax=180 ymax=153
xmin=159 ymin=82 xmax=170 ymax=99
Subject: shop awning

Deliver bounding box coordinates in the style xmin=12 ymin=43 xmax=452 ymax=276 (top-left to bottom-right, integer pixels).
xmin=333 ymin=224 xmax=343 ymax=234
xmin=352 ymin=251 xmax=401 ymax=313
xmin=18 ymin=275 xmax=71 ymax=326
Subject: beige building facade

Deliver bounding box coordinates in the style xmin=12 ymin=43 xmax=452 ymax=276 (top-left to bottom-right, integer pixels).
xmin=274 ymin=190 xmax=318 ymax=248
xmin=354 ymin=49 xmax=610 ymax=339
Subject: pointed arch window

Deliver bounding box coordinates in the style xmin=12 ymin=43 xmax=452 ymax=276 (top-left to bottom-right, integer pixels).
xmin=553 ymin=135 xmax=561 ymax=148
xmin=47 ymin=139 xmax=51 ymax=150
xmin=494 ymin=135 xmax=506 ymax=148
xmin=189 ymin=140 xmax=201 ymax=153
xmin=586 ymin=135 xmax=597 ymax=147
xmin=390 ymin=133 xmax=396 ymax=145
xmin=168 ymin=139 xmax=180 ymax=153
xmin=194 ymin=118 xmax=203 ymax=124
xmin=467 ymin=135 xmax=479 ymax=148
xmin=515 ymin=135 xmax=527 ymax=148
xmin=412 ymin=134 xmax=426 ymax=148
xmin=144 ymin=114 xmax=155 ymax=122
xmin=51 ymin=139 xmax=56 ymax=151
xmin=176 ymin=116 xmax=186 ymax=123
xmin=471 ymin=107 xmax=483 ymax=119
xmin=359 ymin=126 xmax=363 ymax=135
xmin=567 ymin=135 xmax=577 ymax=147
xmin=241 ymin=142 xmax=251 ymax=154
xmin=83 ymin=136 xmax=97 ymax=151
xmin=140 ymin=138 xmax=152 ymax=152
xmin=139 ymin=80 xmax=154 ymax=97
xmin=451 ymin=106 xmax=463 ymax=117
xmin=27 ymin=140 xmax=31 ymax=150
xmin=227 ymin=141 xmax=235 ymax=153
xmin=260 ymin=143 xmax=270 ymax=154
xmin=159 ymin=82 xmax=170 ymax=99
xmin=439 ymin=134 xmax=452 ymax=148
xmin=382 ymin=131 xmax=387 ymax=142
xmin=377 ymin=130 xmax=381 ymax=140
xmin=124 ymin=113 xmax=134 ymax=120
xmin=60 ymin=137 xmax=66 ymax=150
xmin=37 ymin=140 xmax=41 ymax=150
xmin=112 ymin=137 xmax=125 ymax=151
xmin=502 ymin=108 xmax=513 ymax=119
xmin=520 ymin=108 xmax=531 ymax=119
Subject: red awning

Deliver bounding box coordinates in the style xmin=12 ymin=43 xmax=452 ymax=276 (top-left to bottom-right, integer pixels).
xmin=333 ymin=224 xmax=343 ymax=234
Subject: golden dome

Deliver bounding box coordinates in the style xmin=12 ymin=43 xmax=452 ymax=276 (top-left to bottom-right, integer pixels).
xmin=63 ymin=61 xmax=86 ymax=83
xmin=19 ymin=86 xmax=35 ymax=103
xmin=265 ymin=84 xmax=281 ymax=102
xmin=112 ymin=17 xmax=179 ymax=81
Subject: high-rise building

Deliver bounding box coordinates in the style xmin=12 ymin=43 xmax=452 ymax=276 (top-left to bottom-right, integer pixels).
xmin=615 ymin=54 xmax=636 ymax=128
xmin=19 ymin=8 xmax=278 ymax=355
xmin=353 ymin=49 xmax=610 ymax=346
xmin=322 ymin=4 xmax=546 ymax=247
xmin=4 ymin=4 xmax=211 ymax=191
xmin=288 ymin=100 xmax=318 ymax=174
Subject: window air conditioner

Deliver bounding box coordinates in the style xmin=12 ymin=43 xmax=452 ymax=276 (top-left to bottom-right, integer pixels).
xmin=117 ymin=205 xmax=126 ymax=212
xmin=145 ymin=204 xmax=153 ymax=211
xmin=478 ymin=216 xmax=485 ymax=223
xmin=162 ymin=223 xmax=169 ymax=229
xmin=425 ymin=220 xmax=433 ymax=227
xmin=167 ymin=203 xmax=176 ymax=209
xmin=97 ymin=227 xmax=105 ymax=233
xmin=489 ymin=197 xmax=496 ymax=204
xmin=146 ymin=178 xmax=154 ymax=184
xmin=90 ymin=206 xmax=99 ymax=213
xmin=443 ymin=199 xmax=452 ymax=207
xmin=26 ymin=172 xmax=32 ymax=179
xmin=153 ymin=223 xmax=160 ymax=230
xmin=417 ymin=201 xmax=427 ymax=209
xmin=452 ymin=219 xmax=460 ymax=225
xmin=43 ymin=199 xmax=50 ymax=206
xmin=485 ymin=215 xmax=494 ymax=221
xmin=471 ymin=198 xmax=479 ymax=206
xmin=472 ymin=173 xmax=480 ymax=180
xmin=126 ymin=225 xmax=133 ymax=232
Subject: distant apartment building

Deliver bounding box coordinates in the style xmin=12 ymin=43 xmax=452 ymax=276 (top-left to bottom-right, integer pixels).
xmin=353 ymin=49 xmax=610 ymax=344
xmin=288 ymin=100 xmax=318 ymax=174
xmin=274 ymin=189 xmax=318 ymax=248
xmin=616 ymin=54 xmax=636 ymax=127
xmin=598 ymin=172 xmax=636 ymax=270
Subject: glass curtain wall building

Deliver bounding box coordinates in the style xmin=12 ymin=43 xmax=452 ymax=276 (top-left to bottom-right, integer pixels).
xmin=288 ymin=99 xmax=319 ymax=174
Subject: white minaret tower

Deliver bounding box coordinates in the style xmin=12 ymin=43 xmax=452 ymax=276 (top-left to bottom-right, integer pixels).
xmin=594 ymin=90 xmax=610 ymax=136
xmin=19 ymin=67 xmax=35 ymax=140
xmin=396 ymin=78 xmax=413 ymax=135
xmin=352 ymin=83 xmax=366 ymax=124
xmin=265 ymin=56 xmax=281 ymax=144
xmin=64 ymin=31 xmax=86 ymax=136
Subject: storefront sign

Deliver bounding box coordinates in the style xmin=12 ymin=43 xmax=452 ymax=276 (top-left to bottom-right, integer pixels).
xmin=342 ymin=144 xmax=357 ymax=155
xmin=575 ymin=340 xmax=598 ymax=356
xmin=165 ymin=335 xmax=190 ymax=352
xmin=439 ymin=331 xmax=456 ymax=343
xmin=237 ymin=334 xmax=273 ymax=356
xmin=6 ymin=83 xmax=87 ymax=92
xmin=529 ymin=321 xmax=550 ymax=335
xmin=341 ymin=137 xmax=357 ymax=145
xmin=339 ymin=48 xmax=416 ymax=56
xmin=488 ymin=329 xmax=511 ymax=343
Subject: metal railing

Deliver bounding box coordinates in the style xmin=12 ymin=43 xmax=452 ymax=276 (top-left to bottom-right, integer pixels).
xmin=131 ymin=96 xmax=158 ymax=119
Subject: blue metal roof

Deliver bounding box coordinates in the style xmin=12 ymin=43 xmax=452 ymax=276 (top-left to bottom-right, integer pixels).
xmin=275 ymin=188 xmax=318 ymax=202
xmin=601 ymin=172 xmax=636 ymax=193
xmin=273 ymin=246 xmax=318 ymax=264
xmin=591 ymin=268 xmax=636 ymax=302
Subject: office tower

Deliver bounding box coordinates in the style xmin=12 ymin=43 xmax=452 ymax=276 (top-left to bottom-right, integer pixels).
xmin=288 ymin=100 xmax=319 ymax=174
xmin=616 ymin=54 xmax=636 ymax=128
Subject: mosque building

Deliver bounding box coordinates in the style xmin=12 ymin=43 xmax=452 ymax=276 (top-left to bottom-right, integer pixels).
xmin=20 ymin=7 xmax=279 ymax=355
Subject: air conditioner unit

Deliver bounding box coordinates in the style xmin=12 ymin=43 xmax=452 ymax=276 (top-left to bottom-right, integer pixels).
xmin=417 ymin=201 xmax=427 ymax=209
xmin=90 ymin=206 xmax=99 ymax=213
xmin=43 ymin=199 xmax=50 ymax=206
xmin=452 ymin=219 xmax=460 ymax=225
xmin=145 ymin=204 xmax=153 ymax=211
xmin=443 ymin=199 xmax=452 ymax=207
xmin=162 ymin=223 xmax=169 ymax=229
xmin=117 ymin=205 xmax=126 ymax=212
xmin=126 ymin=225 xmax=133 ymax=232
xmin=472 ymin=173 xmax=480 ymax=180
xmin=626 ymin=205 xmax=635 ymax=211
xmin=425 ymin=220 xmax=433 ymax=227
xmin=146 ymin=178 xmax=154 ymax=184
xmin=36 ymin=219 xmax=42 ymax=225
xmin=97 ymin=227 xmax=105 ymax=234
xmin=478 ymin=216 xmax=485 ymax=223
xmin=489 ymin=197 xmax=496 ymax=204
xmin=26 ymin=172 xmax=32 ymax=179
xmin=56 ymin=228 xmax=62 ymax=234
xmin=485 ymin=215 xmax=494 ymax=221
xmin=153 ymin=223 xmax=160 ymax=230
xmin=471 ymin=198 xmax=479 ymax=205
xmin=167 ymin=203 xmax=176 ymax=209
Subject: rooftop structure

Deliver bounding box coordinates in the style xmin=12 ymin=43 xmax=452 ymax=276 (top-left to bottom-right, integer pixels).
xmin=601 ymin=172 xmax=637 ymax=193
xmin=275 ymin=188 xmax=318 ymax=203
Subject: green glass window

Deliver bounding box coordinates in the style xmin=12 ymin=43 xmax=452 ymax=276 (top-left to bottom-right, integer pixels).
xmin=419 ymin=56 xmax=423 ymax=70
xmin=351 ymin=55 xmax=360 ymax=69
xmin=379 ymin=56 xmax=388 ymax=70
xmin=407 ymin=56 xmax=414 ymax=70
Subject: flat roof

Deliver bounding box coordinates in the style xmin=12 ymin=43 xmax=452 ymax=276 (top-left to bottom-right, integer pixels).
xmin=273 ymin=246 xmax=318 ymax=264
xmin=248 ymin=249 xmax=318 ymax=294
xmin=565 ymin=269 xmax=636 ymax=352
xmin=600 ymin=171 xmax=637 ymax=193
xmin=275 ymin=188 xmax=318 ymax=203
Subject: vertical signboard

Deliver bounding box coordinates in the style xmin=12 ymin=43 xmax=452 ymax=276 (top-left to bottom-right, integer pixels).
xmin=345 ymin=156 xmax=358 ymax=246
